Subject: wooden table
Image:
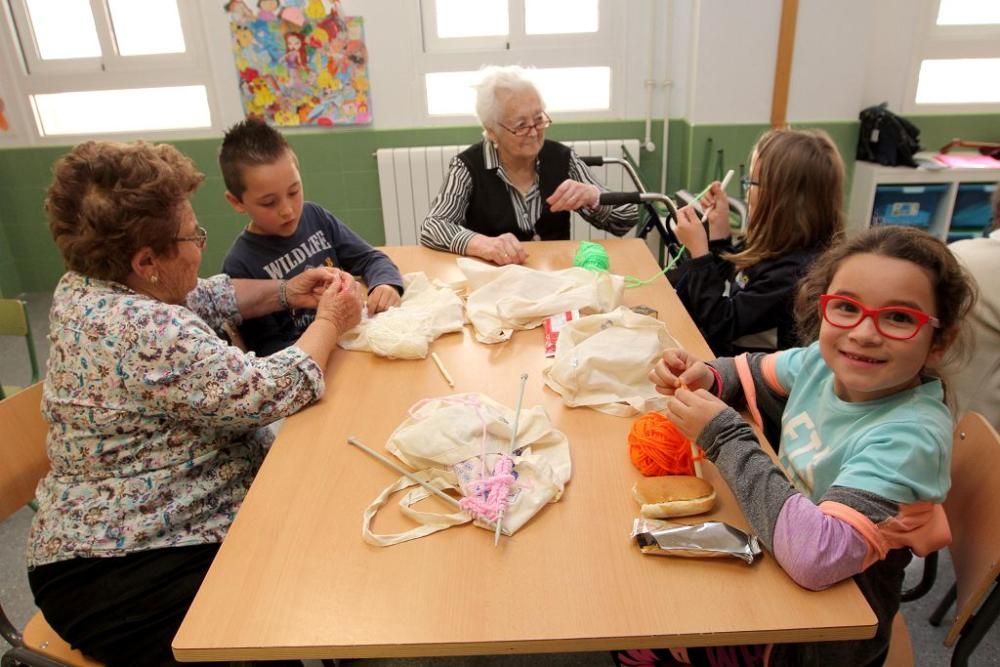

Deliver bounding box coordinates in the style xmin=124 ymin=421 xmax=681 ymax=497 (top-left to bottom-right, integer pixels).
xmin=173 ymin=239 xmax=877 ymax=662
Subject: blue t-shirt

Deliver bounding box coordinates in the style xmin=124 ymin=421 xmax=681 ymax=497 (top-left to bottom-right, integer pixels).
xmin=774 ymin=343 xmax=951 ymax=504
xmin=223 ymin=202 xmax=403 ymax=356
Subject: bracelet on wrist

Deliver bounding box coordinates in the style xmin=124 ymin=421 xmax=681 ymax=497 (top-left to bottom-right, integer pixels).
xmin=278 ymin=279 xmax=290 ymax=310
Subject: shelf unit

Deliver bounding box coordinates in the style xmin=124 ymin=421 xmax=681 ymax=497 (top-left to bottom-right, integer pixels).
xmin=848 ymin=160 xmax=1000 ymax=241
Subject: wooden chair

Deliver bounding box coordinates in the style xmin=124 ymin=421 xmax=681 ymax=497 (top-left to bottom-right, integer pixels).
xmin=0 ymin=298 xmax=40 ymax=401
xmin=888 ymin=412 xmax=1000 ymax=667
xmin=0 ymin=383 xmax=104 ymax=667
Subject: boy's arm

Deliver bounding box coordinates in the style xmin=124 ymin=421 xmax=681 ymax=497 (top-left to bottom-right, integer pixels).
xmin=322 ymin=210 xmax=404 ymax=295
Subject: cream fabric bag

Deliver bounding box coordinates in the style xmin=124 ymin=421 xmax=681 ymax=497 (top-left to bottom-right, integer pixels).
xmin=543 ymin=306 xmax=678 ymax=417
xmin=456 ymin=257 xmax=624 ymax=344
xmin=362 ymin=393 xmax=571 ymax=546
xmin=338 ymin=272 xmax=465 ymax=359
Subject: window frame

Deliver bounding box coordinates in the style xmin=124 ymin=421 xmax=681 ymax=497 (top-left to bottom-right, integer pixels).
xmin=418 ymin=0 xmax=624 ymax=123
xmin=902 ymin=0 xmax=1000 ymax=114
xmin=0 ymin=0 xmax=221 ymax=144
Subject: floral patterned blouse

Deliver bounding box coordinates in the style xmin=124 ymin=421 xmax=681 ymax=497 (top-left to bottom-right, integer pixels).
xmin=27 ymin=271 xmax=324 ymax=568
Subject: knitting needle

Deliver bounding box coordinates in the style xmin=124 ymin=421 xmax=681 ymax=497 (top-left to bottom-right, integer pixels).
xmin=348 ymin=436 xmax=506 ymax=535
xmin=347 ymin=436 xmax=461 ymax=509
xmin=699 ymin=169 xmax=736 ymax=228
xmin=495 ymin=373 xmax=529 ymax=546
xmin=430 ymin=352 xmax=455 ymax=388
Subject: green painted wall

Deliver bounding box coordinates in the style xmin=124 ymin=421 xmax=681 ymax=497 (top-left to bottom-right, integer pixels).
xmin=1 ymin=114 xmax=997 ymax=296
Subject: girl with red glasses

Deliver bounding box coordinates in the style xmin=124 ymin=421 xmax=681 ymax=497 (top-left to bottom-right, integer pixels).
xmin=637 ymin=225 xmax=977 ymax=666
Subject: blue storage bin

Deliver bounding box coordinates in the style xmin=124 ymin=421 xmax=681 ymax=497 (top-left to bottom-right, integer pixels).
xmin=951 ymin=182 xmax=996 ymax=231
xmin=872 ymin=184 xmax=948 ymax=228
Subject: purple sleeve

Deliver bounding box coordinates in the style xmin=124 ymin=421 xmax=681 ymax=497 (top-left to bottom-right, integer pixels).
xmin=772 ymin=494 xmax=869 ymax=590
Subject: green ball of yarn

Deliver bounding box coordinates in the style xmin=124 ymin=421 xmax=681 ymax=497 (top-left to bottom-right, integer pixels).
xmin=573 ymin=241 xmax=611 ymax=272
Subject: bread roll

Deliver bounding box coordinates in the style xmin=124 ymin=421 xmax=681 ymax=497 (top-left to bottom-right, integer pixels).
xmin=632 ymin=475 xmax=716 ymax=518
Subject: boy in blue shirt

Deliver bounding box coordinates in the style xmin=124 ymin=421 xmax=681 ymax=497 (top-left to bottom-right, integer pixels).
xmin=221 ymin=119 xmax=403 ymax=355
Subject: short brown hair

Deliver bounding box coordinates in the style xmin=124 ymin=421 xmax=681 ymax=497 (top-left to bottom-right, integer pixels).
xmin=726 ymin=128 xmax=845 ymax=270
xmin=45 ymin=141 xmax=204 ymax=284
xmin=795 ymin=225 xmax=977 ymax=353
xmin=219 ymin=119 xmax=293 ymax=200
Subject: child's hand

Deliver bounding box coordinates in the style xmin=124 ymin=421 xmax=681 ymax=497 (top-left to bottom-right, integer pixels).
xmin=663 ymin=388 xmax=728 ymax=442
xmin=673 ymin=205 xmax=710 ymax=258
xmin=367 ymin=283 xmax=401 ymax=314
xmin=700 ymin=181 xmax=732 ymax=241
xmin=285 ymin=267 xmax=338 ymax=309
xmin=649 ymin=348 xmax=714 ymax=396
xmin=467 ymin=232 xmax=529 ymax=266
xmin=316 ymin=272 xmax=362 ymax=334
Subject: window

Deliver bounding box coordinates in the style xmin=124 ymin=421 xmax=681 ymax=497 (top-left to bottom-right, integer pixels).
xmin=420 ymin=0 xmax=619 ymax=119
xmin=2 ymin=0 xmax=213 ymax=138
xmin=906 ymin=0 xmax=1000 ymax=111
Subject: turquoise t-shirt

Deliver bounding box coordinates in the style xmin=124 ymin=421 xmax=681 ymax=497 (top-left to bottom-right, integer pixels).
xmin=774 ymin=343 xmax=951 ymax=504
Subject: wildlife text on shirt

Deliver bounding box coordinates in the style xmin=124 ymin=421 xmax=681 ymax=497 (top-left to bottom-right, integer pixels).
xmin=261 ymin=230 xmax=334 ymax=279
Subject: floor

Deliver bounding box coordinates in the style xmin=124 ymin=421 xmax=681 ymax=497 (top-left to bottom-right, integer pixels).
xmin=1 ymin=291 xmax=998 ymax=666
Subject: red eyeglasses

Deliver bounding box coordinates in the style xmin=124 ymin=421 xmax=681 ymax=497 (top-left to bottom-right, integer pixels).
xmin=819 ymin=294 xmax=940 ymax=341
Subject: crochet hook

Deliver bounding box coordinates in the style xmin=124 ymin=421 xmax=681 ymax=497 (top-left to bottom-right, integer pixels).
xmin=495 ymin=373 xmax=529 ymax=546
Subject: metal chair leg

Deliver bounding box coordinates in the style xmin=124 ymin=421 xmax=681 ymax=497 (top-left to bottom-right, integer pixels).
xmin=950 ymin=586 xmax=1000 ymax=667
xmin=930 ymin=583 xmax=957 ymax=627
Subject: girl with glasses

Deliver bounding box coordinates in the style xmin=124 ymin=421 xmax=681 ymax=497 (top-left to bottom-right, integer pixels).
xmin=419 ymin=65 xmax=639 ymax=266
xmin=669 ymin=128 xmax=845 ymax=356
xmin=636 ymin=225 xmax=977 ymax=666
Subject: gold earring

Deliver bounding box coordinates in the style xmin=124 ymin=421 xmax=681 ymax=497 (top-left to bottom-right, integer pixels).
xmin=150 ymin=275 xmax=158 ymax=284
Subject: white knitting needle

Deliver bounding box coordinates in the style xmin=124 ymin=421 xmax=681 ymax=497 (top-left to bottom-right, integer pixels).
xmin=495 ymin=373 xmax=529 ymax=546
xmin=699 ymin=169 xmax=735 ymax=224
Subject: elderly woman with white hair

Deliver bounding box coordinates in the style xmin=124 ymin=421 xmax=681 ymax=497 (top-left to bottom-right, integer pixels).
xmin=419 ymin=65 xmax=638 ymax=265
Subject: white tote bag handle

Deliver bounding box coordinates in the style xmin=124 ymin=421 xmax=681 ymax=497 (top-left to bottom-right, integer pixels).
xmin=362 ymin=470 xmax=470 ymax=547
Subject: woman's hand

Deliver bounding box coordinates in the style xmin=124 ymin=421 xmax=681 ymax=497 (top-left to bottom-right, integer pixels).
xmin=367 ymin=283 xmax=401 ymax=315
xmin=700 ymin=181 xmax=732 ymax=241
xmin=546 ymin=179 xmax=600 ymax=212
xmin=285 ymin=267 xmax=339 ymax=309
xmin=467 ymin=232 xmax=529 ymax=266
xmin=315 ymin=272 xmax=363 ymax=335
xmin=663 ymin=388 xmax=728 ymax=442
xmin=673 ymin=205 xmax=710 ymax=258
xmin=649 ymin=348 xmax=714 ymax=396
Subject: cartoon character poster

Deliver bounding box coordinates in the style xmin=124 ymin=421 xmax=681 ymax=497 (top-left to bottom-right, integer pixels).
xmin=225 ymin=0 xmax=372 ymax=126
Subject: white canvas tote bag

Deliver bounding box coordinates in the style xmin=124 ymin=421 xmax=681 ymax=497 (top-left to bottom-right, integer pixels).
xmin=543 ymin=306 xmax=678 ymax=417
xmin=456 ymin=258 xmax=624 ymax=344
xmin=339 ymin=272 xmax=465 ymax=359
xmin=361 ymin=393 xmax=572 ymax=546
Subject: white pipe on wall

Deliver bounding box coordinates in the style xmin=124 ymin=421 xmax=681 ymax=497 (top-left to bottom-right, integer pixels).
xmin=659 ymin=0 xmax=675 ymax=194
xmin=642 ymin=0 xmax=657 ymax=152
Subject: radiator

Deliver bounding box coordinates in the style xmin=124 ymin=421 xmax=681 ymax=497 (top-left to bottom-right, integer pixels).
xmin=376 ymin=139 xmax=642 ymax=246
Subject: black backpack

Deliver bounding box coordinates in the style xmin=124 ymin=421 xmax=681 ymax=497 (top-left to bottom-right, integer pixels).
xmin=856 ymin=103 xmax=922 ymax=167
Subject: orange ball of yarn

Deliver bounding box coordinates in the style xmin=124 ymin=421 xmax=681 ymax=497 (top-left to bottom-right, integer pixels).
xmin=628 ymin=411 xmax=701 ymax=476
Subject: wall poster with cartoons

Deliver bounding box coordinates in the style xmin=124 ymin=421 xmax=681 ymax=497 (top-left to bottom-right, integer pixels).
xmin=225 ymin=0 xmax=372 ymax=126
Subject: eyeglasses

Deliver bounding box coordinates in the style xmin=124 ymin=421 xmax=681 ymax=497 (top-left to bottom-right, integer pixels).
xmin=740 ymin=175 xmax=760 ymax=190
xmin=819 ymin=294 xmax=940 ymax=341
xmin=175 ymin=225 xmax=208 ymax=249
xmin=498 ymin=112 xmax=552 ymax=137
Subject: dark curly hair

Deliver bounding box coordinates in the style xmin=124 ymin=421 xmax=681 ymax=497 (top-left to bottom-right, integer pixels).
xmin=795 ymin=225 xmax=977 ymax=358
xmin=219 ymin=118 xmax=295 ymax=200
xmin=45 ymin=141 xmax=204 ymax=284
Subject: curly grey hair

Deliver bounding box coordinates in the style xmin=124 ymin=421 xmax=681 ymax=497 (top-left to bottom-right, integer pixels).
xmin=474 ymin=65 xmax=546 ymax=136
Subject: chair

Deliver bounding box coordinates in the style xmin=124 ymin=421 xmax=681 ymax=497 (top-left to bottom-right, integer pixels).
xmin=0 ymin=383 xmax=104 ymax=667
xmin=0 ymin=299 xmax=41 ymax=401
xmin=888 ymin=412 xmax=1000 ymax=667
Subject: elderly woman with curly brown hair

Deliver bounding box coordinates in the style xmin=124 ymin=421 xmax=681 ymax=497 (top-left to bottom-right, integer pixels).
xmin=26 ymin=140 xmax=361 ymax=667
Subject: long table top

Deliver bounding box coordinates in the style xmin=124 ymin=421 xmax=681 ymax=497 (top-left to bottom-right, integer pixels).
xmin=173 ymin=239 xmax=876 ymax=662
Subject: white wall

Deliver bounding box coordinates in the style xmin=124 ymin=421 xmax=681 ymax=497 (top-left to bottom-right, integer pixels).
xmin=0 ymin=0 xmax=946 ymax=147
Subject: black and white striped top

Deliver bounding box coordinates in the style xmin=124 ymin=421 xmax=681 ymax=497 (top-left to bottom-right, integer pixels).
xmin=419 ymin=140 xmax=639 ymax=254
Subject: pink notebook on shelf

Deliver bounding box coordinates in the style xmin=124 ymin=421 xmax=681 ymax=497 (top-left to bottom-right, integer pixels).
xmin=934 ymin=153 xmax=1000 ymax=168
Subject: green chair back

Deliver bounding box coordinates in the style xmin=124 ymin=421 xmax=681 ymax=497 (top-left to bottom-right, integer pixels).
xmin=0 ymin=298 xmax=40 ymax=400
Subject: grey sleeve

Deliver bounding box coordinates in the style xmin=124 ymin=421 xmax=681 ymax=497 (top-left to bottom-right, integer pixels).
xmin=697 ymin=408 xmax=797 ymax=550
